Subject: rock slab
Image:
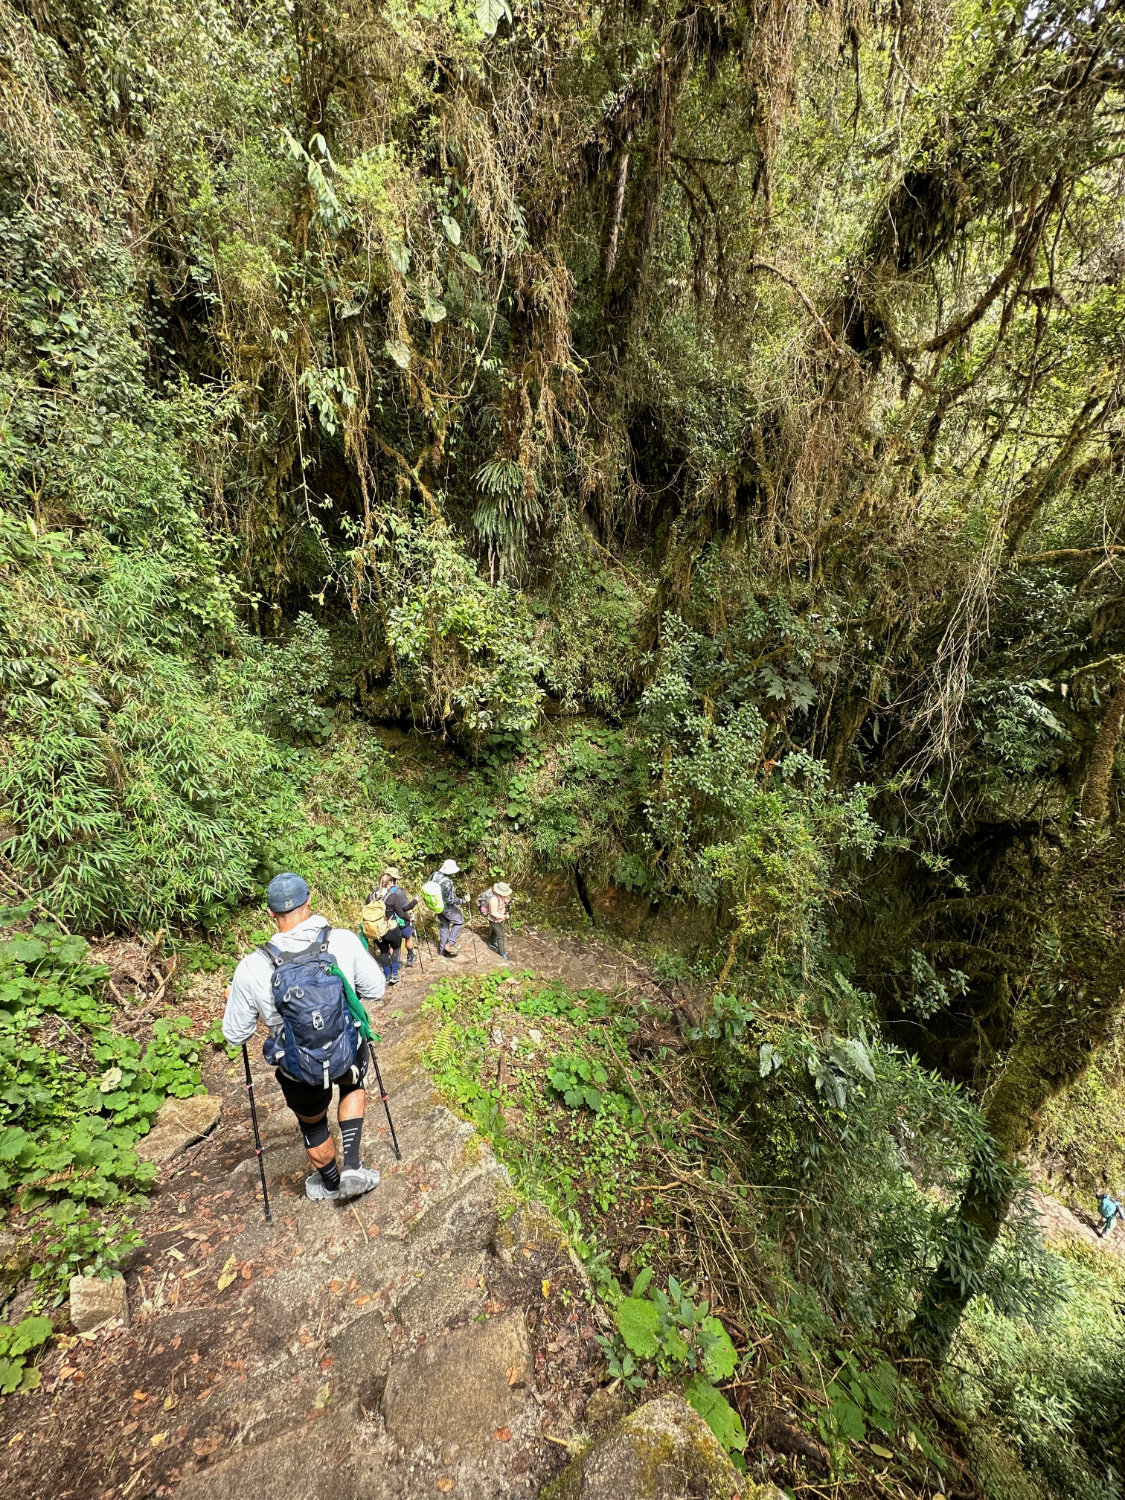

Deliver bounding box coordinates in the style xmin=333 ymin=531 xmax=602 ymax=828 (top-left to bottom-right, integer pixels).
xmin=381 ymin=1307 xmax=531 ymax=1458
xmin=543 ymin=1394 xmax=747 ymax=1500
xmin=136 ymin=1092 xmax=222 ymax=1164
xmin=69 ymin=1272 xmax=128 ymax=1332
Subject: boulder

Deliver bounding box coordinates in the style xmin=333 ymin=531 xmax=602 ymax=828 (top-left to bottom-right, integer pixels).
xmin=328 ymin=1311 xmax=393 ymax=1405
xmin=381 ymin=1307 xmax=531 ymax=1458
xmin=176 ymin=1420 xmax=362 ymax=1500
xmin=394 ymin=1250 xmax=486 ymax=1333
xmin=69 ymin=1272 xmax=128 ymax=1332
xmin=136 ymin=1093 xmax=222 ymax=1165
xmin=544 ymin=1393 xmax=760 ymax=1500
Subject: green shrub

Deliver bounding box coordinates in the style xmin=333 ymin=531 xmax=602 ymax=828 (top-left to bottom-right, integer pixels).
xmin=0 ymin=909 xmax=202 ymax=1292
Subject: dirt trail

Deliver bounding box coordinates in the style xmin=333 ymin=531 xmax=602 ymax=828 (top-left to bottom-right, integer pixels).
xmin=1030 ymin=1188 xmax=1125 ymax=1258
xmin=0 ymin=919 xmax=657 ymax=1500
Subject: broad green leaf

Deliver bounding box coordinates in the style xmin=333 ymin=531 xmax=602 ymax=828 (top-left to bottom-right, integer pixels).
xmin=615 ymin=1296 xmax=660 ymax=1358
xmin=9 ymin=1316 xmax=52 ymax=1357
xmin=700 ymin=1316 xmax=738 ymax=1380
xmin=829 ymin=1388 xmax=867 ymax=1443
xmin=4 ymin=938 xmax=47 ymax=968
xmin=684 ymin=1375 xmax=747 ymax=1452
xmin=0 ymin=1127 xmax=31 ymax=1162
xmin=459 ymin=250 xmax=482 ymax=274
xmin=632 ymin=1265 xmax=654 ymax=1297
xmin=421 ymin=293 xmax=447 ymax=323
xmin=476 ymin=0 xmax=511 ymax=36
xmin=440 ymin=215 xmax=461 ymax=246
xmin=759 ymin=1042 xmax=782 ymax=1077
xmin=385 ymin=339 xmax=412 ymax=369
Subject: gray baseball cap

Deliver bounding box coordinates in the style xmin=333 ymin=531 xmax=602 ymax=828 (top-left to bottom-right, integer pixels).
xmin=266 ymin=872 xmax=310 ymax=914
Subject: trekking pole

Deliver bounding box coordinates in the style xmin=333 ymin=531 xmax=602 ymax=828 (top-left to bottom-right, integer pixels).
xmin=241 ymin=1044 xmax=272 ymax=1224
xmin=370 ymin=1051 xmax=402 ymax=1161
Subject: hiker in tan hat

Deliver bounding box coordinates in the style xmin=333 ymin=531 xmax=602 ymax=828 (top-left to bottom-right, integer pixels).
xmin=480 ymin=880 xmax=515 ymax=961
xmin=380 ymin=867 xmax=421 ymax=970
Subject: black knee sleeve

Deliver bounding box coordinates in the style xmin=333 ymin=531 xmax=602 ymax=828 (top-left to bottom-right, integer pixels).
xmin=299 ymin=1116 xmax=331 ymax=1150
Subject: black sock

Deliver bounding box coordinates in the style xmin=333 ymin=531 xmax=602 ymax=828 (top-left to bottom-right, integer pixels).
xmin=318 ymin=1159 xmax=341 ymax=1191
xmin=340 ymin=1117 xmax=363 ymax=1172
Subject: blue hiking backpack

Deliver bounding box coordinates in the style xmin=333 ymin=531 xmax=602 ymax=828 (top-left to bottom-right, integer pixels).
xmin=257 ymin=927 xmax=359 ymax=1088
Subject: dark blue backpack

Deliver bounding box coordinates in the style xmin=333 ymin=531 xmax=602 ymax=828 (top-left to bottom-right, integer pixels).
xmin=258 ymin=927 xmax=359 ymax=1087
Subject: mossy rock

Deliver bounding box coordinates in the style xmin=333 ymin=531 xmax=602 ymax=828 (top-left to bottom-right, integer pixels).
xmin=542 ymin=1393 xmax=769 ymax=1500
xmin=493 ymin=1198 xmax=569 ymax=1259
xmin=0 ymin=1233 xmax=30 ymax=1308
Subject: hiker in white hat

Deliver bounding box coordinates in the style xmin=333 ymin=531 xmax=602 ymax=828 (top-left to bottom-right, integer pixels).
xmin=425 ymin=858 xmax=465 ymax=957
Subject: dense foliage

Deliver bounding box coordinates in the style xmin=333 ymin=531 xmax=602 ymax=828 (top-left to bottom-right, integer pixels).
xmin=4 ymin=0 xmax=1125 ymax=1491
xmin=0 ymin=908 xmax=202 ymax=1296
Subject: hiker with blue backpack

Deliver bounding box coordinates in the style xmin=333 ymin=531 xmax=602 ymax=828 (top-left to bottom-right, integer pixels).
xmin=222 ymin=873 xmax=386 ymax=1203
xmin=1097 ymin=1188 xmax=1123 ymax=1239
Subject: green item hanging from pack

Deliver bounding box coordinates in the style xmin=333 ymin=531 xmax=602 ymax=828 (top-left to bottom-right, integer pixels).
xmin=331 ymin=963 xmax=380 ymax=1046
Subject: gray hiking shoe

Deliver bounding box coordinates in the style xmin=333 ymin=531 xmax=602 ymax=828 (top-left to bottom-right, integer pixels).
xmin=305 ymin=1173 xmax=341 ymax=1202
xmin=339 ymin=1167 xmax=381 ymax=1200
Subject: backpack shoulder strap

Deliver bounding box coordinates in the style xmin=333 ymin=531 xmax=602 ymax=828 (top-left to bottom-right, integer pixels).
xmin=317 ymin=925 xmax=333 ymax=954
xmin=256 ymin=941 xmax=283 ymax=969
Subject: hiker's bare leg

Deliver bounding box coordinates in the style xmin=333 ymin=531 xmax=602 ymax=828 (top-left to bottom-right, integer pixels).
xmin=295 ymin=1109 xmax=334 ymax=1171
xmin=339 ymin=1089 xmax=366 ymax=1123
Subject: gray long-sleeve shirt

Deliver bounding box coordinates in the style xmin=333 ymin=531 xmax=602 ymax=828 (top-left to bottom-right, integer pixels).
xmin=221 ymin=914 xmax=386 ymax=1046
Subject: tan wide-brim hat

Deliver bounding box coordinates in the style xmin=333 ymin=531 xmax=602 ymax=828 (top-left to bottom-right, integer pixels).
xmin=494 ymin=881 xmax=513 ymax=898
xmin=383 ymin=866 xmax=401 ymax=881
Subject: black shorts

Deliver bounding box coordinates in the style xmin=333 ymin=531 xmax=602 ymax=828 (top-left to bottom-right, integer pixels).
xmin=275 ymin=1041 xmax=368 ymax=1119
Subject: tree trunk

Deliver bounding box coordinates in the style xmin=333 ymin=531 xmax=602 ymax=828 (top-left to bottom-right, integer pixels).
xmin=908 ymin=1036 xmax=1052 ymax=1361
xmin=1079 ymin=674 xmax=1125 ymax=824
xmin=910 ymin=897 xmax=1125 ymax=1361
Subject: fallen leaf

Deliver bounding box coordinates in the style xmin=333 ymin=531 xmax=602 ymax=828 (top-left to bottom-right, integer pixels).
xmin=150 ymin=1433 xmax=168 ymax=1448
xmin=240 ymin=1263 xmax=252 ymax=1281
xmin=352 ymin=1295 xmax=372 ymax=1307
xmin=435 ymin=1481 xmax=454 ymax=1494
xmin=58 ymin=1366 xmax=77 ymax=1379
xmin=7 ymin=1432 xmax=23 ymax=1445
xmin=314 ymin=1383 xmax=331 ymax=1410
xmin=122 ymin=1422 xmax=139 ymax=1436
xmin=133 ymin=1390 xmax=148 ymax=1403
xmin=193 ymin=1435 xmax=221 ymax=1458
xmin=216 ymin=1255 xmax=239 ymax=1292
xmin=541 ymin=1279 xmax=550 ymax=1298
xmin=318 ymin=1357 xmax=335 ymax=1370
xmin=520 ymin=1246 xmax=531 ymax=1258
xmin=163 ymin=1395 xmax=177 ymax=1411
xmin=493 ymin=1426 xmax=511 ymax=1442
xmin=189 ymin=1352 xmax=200 ymax=1364
xmin=167 ymin=1248 xmax=185 ymax=1262
xmin=869 ymin=1443 xmax=894 ymax=1460
xmin=506 ymin=1366 xmax=520 ymax=1387
xmin=170 ymin=1336 xmax=182 ymax=1349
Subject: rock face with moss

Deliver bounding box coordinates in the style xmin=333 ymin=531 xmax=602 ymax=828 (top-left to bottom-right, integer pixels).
xmin=544 ymin=1394 xmax=765 ymax=1500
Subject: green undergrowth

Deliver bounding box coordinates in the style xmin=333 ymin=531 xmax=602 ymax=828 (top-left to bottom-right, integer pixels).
xmin=0 ymin=904 xmax=202 ymax=1330
xmin=421 ymin=970 xmax=955 ymax=1490
xmin=1030 ymin=1037 xmax=1125 ymax=1217
xmin=946 ymin=1242 xmax=1125 ymax=1500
